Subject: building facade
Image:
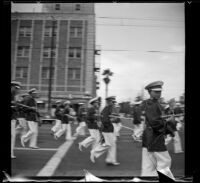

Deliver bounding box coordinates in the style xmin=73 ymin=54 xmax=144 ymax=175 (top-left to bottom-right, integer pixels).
xmin=11 ymin=3 xmax=99 ymax=104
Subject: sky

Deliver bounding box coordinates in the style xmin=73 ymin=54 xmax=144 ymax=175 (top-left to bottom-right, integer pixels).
xmin=11 ymin=3 xmax=185 ymax=104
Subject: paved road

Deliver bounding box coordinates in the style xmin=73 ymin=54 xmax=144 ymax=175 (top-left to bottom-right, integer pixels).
xmin=11 ymin=119 xmax=185 ymax=179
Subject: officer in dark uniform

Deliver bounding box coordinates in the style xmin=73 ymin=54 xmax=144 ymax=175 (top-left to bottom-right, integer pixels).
xmin=78 ymin=97 xmax=101 ymax=152
xmin=20 ymin=88 xmax=40 ymax=149
xmin=11 ymin=81 xmax=21 ymax=159
xmin=90 ymin=96 xmax=120 ymax=165
xmin=140 ymin=81 xmax=174 ymax=180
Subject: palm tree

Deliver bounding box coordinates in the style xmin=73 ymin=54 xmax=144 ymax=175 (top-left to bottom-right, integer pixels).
xmin=102 ymin=69 xmax=113 ymax=98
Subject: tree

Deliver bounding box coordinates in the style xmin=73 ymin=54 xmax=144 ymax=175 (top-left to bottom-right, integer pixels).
xmin=102 ymin=69 xmax=113 ymax=98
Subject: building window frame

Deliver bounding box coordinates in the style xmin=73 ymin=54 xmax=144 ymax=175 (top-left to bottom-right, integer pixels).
xmin=70 ymin=27 xmax=82 ymax=38
xmin=41 ymin=66 xmax=55 ymax=79
xmin=44 ymin=26 xmax=57 ymax=37
xmin=75 ymin=4 xmax=81 ymax=11
xmin=17 ymin=46 xmax=30 ymax=57
xmin=19 ymin=26 xmax=32 ymax=37
xmin=43 ymin=47 xmax=56 ymax=58
xmin=55 ymin=4 xmax=60 ymax=10
xmin=68 ymin=68 xmax=81 ymax=80
xmin=15 ymin=66 xmax=28 ymax=78
xmin=68 ymin=47 xmax=82 ymax=58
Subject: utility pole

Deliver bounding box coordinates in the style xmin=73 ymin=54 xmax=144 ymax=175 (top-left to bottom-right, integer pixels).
xmin=48 ymin=17 xmax=56 ymax=114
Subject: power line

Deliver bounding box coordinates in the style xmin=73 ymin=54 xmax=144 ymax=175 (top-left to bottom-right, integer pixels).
xmin=96 ymin=23 xmax=183 ymax=29
xmin=16 ymin=47 xmax=184 ymax=53
xmin=96 ymin=16 xmax=184 ymax=22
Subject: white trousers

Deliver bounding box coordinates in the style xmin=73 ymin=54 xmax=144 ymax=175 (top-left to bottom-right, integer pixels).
xmin=141 ymin=147 xmax=174 ymax=179
xmin=112 ymin=123 xmax=122 ymax=137
xmin=51 ymin=120 xmax=62 ymax=133
xmin=16 ymin=118 xmax=28 ymax=137
xmin=80 ymin=129 xmax=101 ymax=149
xmin=165 ymin=131 xmax=183 ymax=153
xmin=55 ymin=123 xmax=72 ymax=140
xmin=11 ymin=119 xmax=17 ymax=156
xmin=75 ymin=121 xmax=86 ymax=136
xmin=92 ymin=132 xmax=117 ymax=163
xmin=21 ymin=121 xmax=38 ymax=147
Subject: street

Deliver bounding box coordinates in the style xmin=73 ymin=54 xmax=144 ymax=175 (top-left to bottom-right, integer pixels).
xmin=11 ymin=119 xmax=185 ymax=179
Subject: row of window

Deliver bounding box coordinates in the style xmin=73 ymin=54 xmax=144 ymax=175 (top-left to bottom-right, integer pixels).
xmin=18 ymin=26 xmax=83 ymax=38
xmin=17 ymin=46 xmax=82 ymax=58
xmin=54 ymin=4 xmax=81 ymax=11
xmin=15 ymin=67 xmax=81 ymax=80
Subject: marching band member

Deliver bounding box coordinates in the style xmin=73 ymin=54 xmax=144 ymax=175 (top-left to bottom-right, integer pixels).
xmin=75 ymin=103 xmax=87 ymax=136
xmin=20 ymin=88 xmax=40 ymax=149
xmin=90 ymin=96 xmax=120 ymax=166
xmin=54 ymin=101 xmax=74 ymax=140
xmin=132 ymin=100 xmax=143 ymax=142
xmin=140 ymin=81 xmax=174 ymax=180
xmin=78 ymin=97 xmax=101 ymax=152
xmin=111 ymin=103 xmax=122 ymax=137
xmin=11 ymin=81 xmax=21 ymax=159
xmin=15 ymin=93 xmax=29 ymax=137
xmin=51 ymin=100 xmax=63 ymax=135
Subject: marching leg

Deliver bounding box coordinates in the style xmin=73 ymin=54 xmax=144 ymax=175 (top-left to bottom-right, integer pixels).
xmin=66 ymin=123 xmax=72 ymax=140
xmin=29 ymin=122 xmax=39 ymax=148
xmin=54 ymin=123 xmax=67 ymax=139
xmin=154 ymin=151 xmax=175 ymax=180
xmin=21 ymin=121 xmax=35 ymax=147
xmin=141 ymin=148 xmax=157 ymax=176
xmin=173 ymin=131 xmax=183 ymax=153
xmin=11 ymin=119 xmax=17 ymax=158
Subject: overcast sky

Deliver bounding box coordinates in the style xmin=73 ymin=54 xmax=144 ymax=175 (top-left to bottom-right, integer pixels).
xmin=11 ymin=3 xmax=185 ymax=103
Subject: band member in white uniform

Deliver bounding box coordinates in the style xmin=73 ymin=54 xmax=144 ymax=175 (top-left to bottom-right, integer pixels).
xmin=54 ymin=101 xmax=75 ymax=140
xmin=51 ymin=100 xmax=63 ymax=135
xmin=90 ymin=96 xmax=120 ymax=166
xmin=140 ymin=81 xmax=174 ymax=180
xmin=20 ymin=88 xmax=40 ymax=149
xmin=11 ymin=81 xmax=21 ymax=159
xmin=111 ymin=103 xmax=122 ymax=137
xmin=78 ymin=97 xmax=101 ymax=152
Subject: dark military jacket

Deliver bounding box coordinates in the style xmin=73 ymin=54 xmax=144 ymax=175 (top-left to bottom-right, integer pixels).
xmin=111 ymin=107 xmax=121 ymax=124
xmin=54 ymin=106 xmax=64 ymax=120
xmin=23 ymin=95 xmax=38 ymax=122
xmin=141 ymin=99 xmax=167 ymax=152
xmin=62 ymin=107 xmax=70 ymax=124
xmin=11 ymin=91 xmax=18 ymax=120
xmin=132 ymin=106 xmax=142 ymax=125
xmin=17 ymin=99 xmax=27 ymax=118
xmin=86 ymin=106 xmax=99 ymax=129
xmin=101 ymin=105 xmax=114 ymax=132
xmin=77 ymin=106 xmax=87 ymax=123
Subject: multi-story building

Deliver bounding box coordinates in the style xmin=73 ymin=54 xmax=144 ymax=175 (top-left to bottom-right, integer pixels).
xmin=11 ymin=3 xmax=100 ymax=106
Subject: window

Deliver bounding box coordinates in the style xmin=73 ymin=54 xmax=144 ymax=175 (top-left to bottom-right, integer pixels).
xmin=19 ymin=26 xmax=32 ymax=37
xmin=55 ymin=4 xmax=60 ymax=10
xmin=15 ymin=67 xmax=28 ymax=78
xmin=75 ymin=4 xmax=81 ymax=11
xmin=70 ymin=27 xmax=82 ymax=38
xmin=44 ymin=26 xmax=57 ymax=37
xmin=41 ymin=67 xmax=55 ymax=79
xmin=68 ymin=68 xmax=81 ymax=80
xmin=17 ymin=46 xmax=30 ymax=57
xmin=68 ymin=47 xmax=81 ymax=58
xmin=43 ymin=48 xmax=56 ymax=58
